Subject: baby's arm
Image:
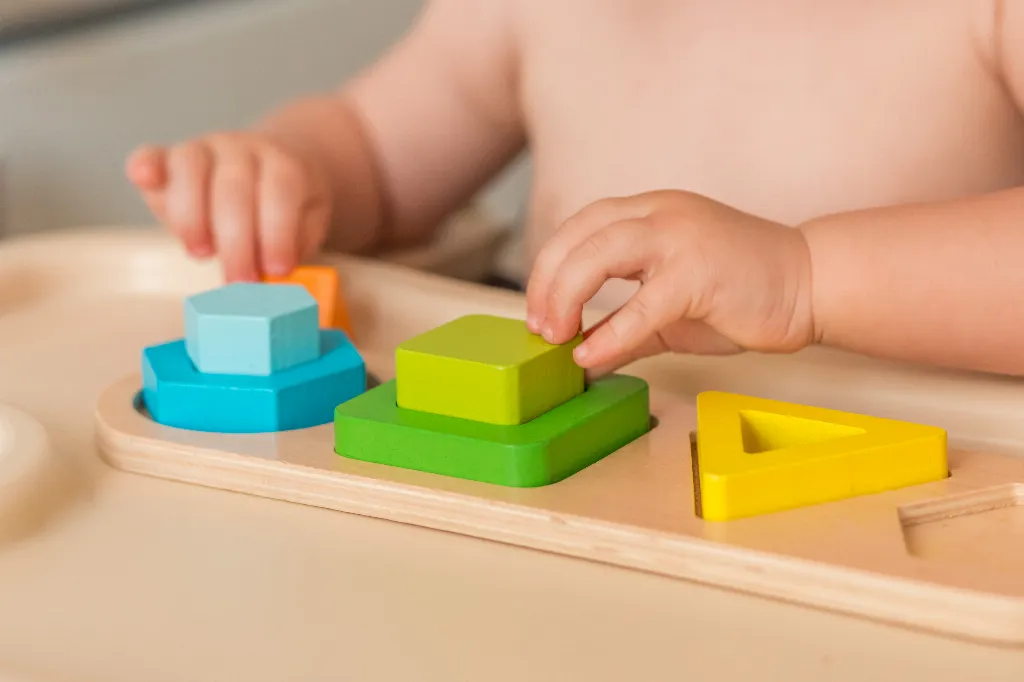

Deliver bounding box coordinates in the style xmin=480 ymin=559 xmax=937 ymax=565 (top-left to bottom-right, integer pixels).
xmin=330 ymin=0 xmax=524 ymax=250
xmin=801 ymin=189 xmax=1024 ymax=376
xmin=802 ymin=7 xmax=1024 ymax=377
xmin=130 ymin=0 xmax=523 ymax=279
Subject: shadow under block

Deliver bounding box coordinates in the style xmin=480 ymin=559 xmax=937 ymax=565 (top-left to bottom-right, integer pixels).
xmin=184 ymin=282 xmax=320 ymax=376
xmin=335 ymin=374 xmax=650 ymax=486
xmin=694 ymin=391 xmax=949 ymax=521
xmin=143 ymin=329 xmax=365 ymax=433
xmin=263 ymin=265 xmax=352 ymax=335
xmin=395 ymin=314 xmax=584 ymax=425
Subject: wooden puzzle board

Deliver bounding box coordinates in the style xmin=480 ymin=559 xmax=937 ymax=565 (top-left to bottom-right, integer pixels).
xmin=0 ymin=227 xmax=1023 ymax=681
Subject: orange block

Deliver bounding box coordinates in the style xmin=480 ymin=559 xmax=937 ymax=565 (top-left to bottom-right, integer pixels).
xmin=262 ymin=265 xmax=353 ymax=336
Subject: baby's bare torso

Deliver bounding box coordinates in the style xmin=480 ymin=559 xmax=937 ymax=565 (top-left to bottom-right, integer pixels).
xmin=513 ymin=0 xmax=1024 ymax=279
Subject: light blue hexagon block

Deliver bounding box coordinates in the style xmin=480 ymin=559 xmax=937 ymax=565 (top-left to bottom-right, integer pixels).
xmin=184 ymin=282 xmax=319 ymax=376
xmin=142 ymin=329 xmax=365 ymax=433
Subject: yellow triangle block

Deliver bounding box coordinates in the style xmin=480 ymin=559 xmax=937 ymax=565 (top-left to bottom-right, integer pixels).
xmin=694 ymin=392 xmax=948 ymax=521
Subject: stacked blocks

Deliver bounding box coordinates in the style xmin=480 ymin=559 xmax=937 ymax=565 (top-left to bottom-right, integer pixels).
xmin=263 ymin=265 xmax=353 ymax=336
xmin=185 ymin=282 xmax=319 ymax=375
xmin=334 ymin=314 xmax=651 ymax=487
xmin=143 ymin=282 xmax=365 ymax=433
xmin=395 ymin=314 xmax=584 ymax=425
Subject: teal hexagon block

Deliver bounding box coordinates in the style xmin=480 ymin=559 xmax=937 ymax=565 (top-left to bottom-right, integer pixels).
xmin=143 ymin=329 xmax=366 ymax=433
xmin=184 ymin=282 xmax=319 ymax=376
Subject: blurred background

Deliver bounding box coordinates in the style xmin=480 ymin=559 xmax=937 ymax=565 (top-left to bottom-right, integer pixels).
xmin=0 ymin=0 xmax=531 ymax=271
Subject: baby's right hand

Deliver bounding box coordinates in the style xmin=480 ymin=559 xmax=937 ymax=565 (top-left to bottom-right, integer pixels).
xmin=125 ymin=132 xmax=332 ymax=281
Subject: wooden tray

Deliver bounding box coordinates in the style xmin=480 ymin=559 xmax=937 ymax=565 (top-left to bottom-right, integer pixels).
xmin=90 ymin=238 xmax=1024 ymax=646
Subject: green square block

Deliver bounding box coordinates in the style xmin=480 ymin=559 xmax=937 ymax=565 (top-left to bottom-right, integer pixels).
xmin=334 ymin=374 xmax=651 ymax=487
xmin=395 ymin=314 xmax=584 ymax=425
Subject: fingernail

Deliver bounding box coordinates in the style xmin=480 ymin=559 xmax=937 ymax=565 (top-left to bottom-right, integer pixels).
xmin=574 ymin=344 xmax=589 ymax=362
xmin=542 ymin=325 xmax=554 ymax=342
xmin=190 ymin=244 xmax=213 ymax=258
xmin=265 ymin=261 xmax=290 ymax=276
xmin=526 ymin=314 xmax=540 ymax=332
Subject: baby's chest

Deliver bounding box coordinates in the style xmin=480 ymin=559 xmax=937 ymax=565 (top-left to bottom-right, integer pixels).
xmin=518 ymin=0 xmax=1023 ymax=226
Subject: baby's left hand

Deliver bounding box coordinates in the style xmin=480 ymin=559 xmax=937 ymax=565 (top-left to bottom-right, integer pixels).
xmin=525 ymin=190 xmax=817 ymax=376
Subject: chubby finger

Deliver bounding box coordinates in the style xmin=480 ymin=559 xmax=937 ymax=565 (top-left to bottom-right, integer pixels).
xmin=526 ymin=195 xmax=657 ymax=333
xmin=297 ymin=196 xmax=332 ymax=263
xmin=125 ymin=145 xmax=167 ymax=190
xmin=573 ymin=276 xmax=686 ymax=369
xmin=542 ymin=219 xmax=658 ymax=344
xmin=208 ymin=136 xmax=259 ymax=282
xmin=574 ymin=308 xmax=667 ymax=379
xmin=583 ymin=334 xmax=667 ymax=380
xmin=125 ymin=145 xmax=169 ymax=222
xmin=256 ymin=145 xmax=310 ymax=276
xmin=298 ymin=154 xmax=334 ymax=261
xmin=581 ymin=316 xmax=735 ymax=378
xmin=164 ymin=141 xmax=214 ymax=257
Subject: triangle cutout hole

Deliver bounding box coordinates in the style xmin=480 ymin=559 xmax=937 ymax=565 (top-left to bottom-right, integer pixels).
xmin=739 ymin=409 xmax=865 ymax=454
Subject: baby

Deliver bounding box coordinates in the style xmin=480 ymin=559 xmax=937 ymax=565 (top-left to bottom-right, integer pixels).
xmin=126 ymin=0 xmax=1024 ymax=379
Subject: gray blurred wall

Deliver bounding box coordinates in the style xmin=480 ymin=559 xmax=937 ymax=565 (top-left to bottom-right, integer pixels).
xmin=0 ymin=0 xmax=530 ymax=238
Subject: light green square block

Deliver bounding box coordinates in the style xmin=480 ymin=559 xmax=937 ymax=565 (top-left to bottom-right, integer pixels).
xmin=395 ymin=314 xmax=584 ymax=425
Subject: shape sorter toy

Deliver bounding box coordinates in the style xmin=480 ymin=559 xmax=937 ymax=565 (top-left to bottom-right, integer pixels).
xmin=88 ymin=250 xmax=1024 ymax=649
xmin=14 ymin=223 xmax=1024 ymax=681
xmin=142 ymin=281 xmax=365 ymax=433
xmin=334 ymin=314 xmax=651 ymax=486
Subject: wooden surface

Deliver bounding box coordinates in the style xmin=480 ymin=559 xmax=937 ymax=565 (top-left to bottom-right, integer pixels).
xmin=0 ymin=226 xmax=1023 ymax=680
xmin=96 ymin=357 xmax=1024 ymax=644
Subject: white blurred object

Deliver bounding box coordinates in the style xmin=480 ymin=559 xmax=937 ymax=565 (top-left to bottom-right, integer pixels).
xmin=0 ymin=403 xmax=59 ymax=543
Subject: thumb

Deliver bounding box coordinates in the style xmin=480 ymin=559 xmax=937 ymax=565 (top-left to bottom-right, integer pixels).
xmin=581 ymin=333 xmax=666 ymax=381
xmin=573 ymin=273 xmax=685 ymax=375
xmin=577 ymin=309 xmax=668 ymax=380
